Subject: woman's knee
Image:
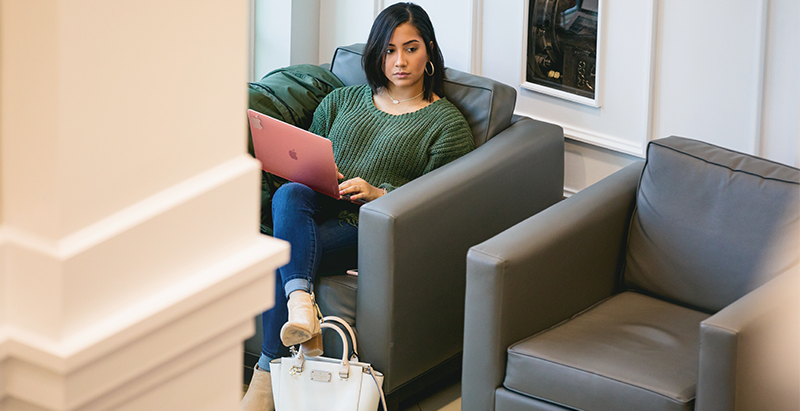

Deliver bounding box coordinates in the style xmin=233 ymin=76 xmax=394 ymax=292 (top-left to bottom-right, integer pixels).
xmin=273 ymin=183 xmax=316 ymax=213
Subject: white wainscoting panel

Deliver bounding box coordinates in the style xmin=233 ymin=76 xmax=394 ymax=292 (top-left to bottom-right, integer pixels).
xmin=652 ymin=0 xmax=767 ymax=155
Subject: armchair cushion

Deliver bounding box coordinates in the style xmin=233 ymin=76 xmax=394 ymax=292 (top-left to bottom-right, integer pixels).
xmin=623 ymin=137 xmax=800 ymax=313
xmin=329 ymin=44 xmax=516 ymax=147
xmin=505 ymin=292 xmax=710 ymax=411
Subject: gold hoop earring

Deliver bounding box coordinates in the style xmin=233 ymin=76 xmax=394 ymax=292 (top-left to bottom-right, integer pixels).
xmin=425 ymin=61 xmax=435 ymax=76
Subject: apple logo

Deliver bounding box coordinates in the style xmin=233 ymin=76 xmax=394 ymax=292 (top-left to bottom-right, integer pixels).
xmin=289 ymin=149 xmax=298 ymax=160
xmin=251 ymin=116 xmax=263 ymax=130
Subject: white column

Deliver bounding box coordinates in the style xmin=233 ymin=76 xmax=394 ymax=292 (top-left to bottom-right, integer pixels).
xmin=0 ymin=1 xmax=288 ymax=410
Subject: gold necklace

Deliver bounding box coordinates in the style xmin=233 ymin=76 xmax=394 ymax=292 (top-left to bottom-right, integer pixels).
xmin=386 ymin=89 xmax=424 ymax=104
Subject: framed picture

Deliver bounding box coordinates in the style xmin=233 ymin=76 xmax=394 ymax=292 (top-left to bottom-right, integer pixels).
xmin=522 ymin=0 xmax=604 ymax=107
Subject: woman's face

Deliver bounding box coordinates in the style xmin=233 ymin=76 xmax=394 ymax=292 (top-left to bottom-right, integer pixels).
xmin=382 ymin=22 xmax=429 ymax=92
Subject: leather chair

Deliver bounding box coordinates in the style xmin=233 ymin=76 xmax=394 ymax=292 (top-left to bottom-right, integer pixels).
xmin=462 ymin=137 xmax=800 ymax=411
xmin=244 ymin=44 xmax=565 ymax=408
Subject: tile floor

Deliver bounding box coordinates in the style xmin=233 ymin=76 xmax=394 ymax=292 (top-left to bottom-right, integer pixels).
xmin=398 ymin=378 xmax=461 ymax=411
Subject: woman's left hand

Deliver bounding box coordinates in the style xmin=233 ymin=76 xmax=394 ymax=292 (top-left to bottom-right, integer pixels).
xmin=339 ymin=177 xmax=385 ymax=202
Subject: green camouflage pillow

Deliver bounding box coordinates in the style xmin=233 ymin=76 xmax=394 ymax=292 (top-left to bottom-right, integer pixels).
xmin=248 ymin=64 xmax=344 ymax=235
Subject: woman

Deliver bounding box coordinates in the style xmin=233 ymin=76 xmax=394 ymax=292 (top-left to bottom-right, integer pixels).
xmin=241 ymin=3 xmax=474 ymax=410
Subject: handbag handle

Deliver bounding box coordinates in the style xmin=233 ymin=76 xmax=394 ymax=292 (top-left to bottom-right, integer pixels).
xmin=319 ymin=322 xmax=351 ymax=379
xmin=366 ymin=365 xmax=388 ymax=411
xmin=322 ymin=316 xmax=359 ymax=361
xmin=308 ymin=317 xmax=387 ymax=411
xmin=322 ymin=317 xmax=386 ymax=410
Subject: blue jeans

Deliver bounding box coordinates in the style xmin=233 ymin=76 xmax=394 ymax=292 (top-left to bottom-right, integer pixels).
xmin=259 ymin=183 xmax=358 ymax=370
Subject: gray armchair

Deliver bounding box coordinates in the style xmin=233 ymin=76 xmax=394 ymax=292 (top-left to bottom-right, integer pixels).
xmin=245 ymin=44 xmax=565 ymax=408
xmin=463 ymin=137 xmax=800 ymax=411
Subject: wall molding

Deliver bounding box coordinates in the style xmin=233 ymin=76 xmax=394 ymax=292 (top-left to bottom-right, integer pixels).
xmin=374 ymin=0 xmax=385 ymax=18
xmin=0 ymin=267 xmax=273 ymax=409
xmin=77 ymin=326 xmax=247 ymax=411
xmin=470 ymin=0 xmax=483 ymax=75
xmin=0 ymin=153 xmax=289 ymax=368
xmin=0 ymin=231 xmax=286 ymax=372
xmin=248 ymin=0 xmax=256 ymax=81
xmin=517 ymin=109 xmax=646 ymax=157
xmin=0 ymin=230 xmax=289 ymax=411
xmin=0 ymin=155 xmax=260 ymax=261
xmin=0 ymin=235 xmax=286 ymax=410
xmin=564 ymin=126 xmax=646 ymax=158
xmin=643 ymin=0 xmax=660 ymax=146
xmin=753 ymin=0 xmax=768 ymax=156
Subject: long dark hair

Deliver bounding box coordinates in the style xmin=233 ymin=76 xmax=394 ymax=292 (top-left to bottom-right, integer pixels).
xmin=362 ymin=3 xmax=445 ymax=102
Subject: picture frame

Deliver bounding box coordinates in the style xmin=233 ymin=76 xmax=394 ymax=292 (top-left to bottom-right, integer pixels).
xmin=521 ymin=0 xmax=604 ymax=107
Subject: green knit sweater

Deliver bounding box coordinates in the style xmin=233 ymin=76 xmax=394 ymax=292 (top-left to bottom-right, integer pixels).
xmin=309 ymin=84 xmax=475 ymax=195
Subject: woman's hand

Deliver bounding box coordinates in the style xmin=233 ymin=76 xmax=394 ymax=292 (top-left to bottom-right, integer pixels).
xmin=339 ymin=177 xmax=385 ymax=202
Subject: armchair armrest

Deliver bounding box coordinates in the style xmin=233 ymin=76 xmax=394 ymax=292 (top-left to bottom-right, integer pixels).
xmin=696 ymin=268 xmax=800 ymax=411
xmin=357 ymin=117 xmax=563 ymax=393
xmin=461 ymin=161 xmax=644 ymax=411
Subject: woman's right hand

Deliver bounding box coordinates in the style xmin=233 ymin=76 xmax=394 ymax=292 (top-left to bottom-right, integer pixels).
xmin=338 ymin=177 xmax=385 ymax=202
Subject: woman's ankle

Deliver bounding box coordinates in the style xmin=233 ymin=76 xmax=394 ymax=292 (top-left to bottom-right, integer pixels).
xmin=283 ymin=278 xmax=311 ymax=298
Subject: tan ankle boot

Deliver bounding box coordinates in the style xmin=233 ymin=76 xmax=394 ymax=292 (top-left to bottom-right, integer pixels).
xmin=300 ymin=333 xmax=323 ymax=357
xmin=280 ymin=291 xmax=321 ymax=347
xmin=240 ymin=365 xmax=274 ymax=411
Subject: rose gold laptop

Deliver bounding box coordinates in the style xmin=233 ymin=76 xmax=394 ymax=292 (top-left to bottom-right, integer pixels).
xmin=248 ymin=109 xmax=348 ymax=201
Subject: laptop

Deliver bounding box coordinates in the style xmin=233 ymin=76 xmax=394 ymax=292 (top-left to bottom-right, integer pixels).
xmin=248 ymin=109 xmax=363 ymax=203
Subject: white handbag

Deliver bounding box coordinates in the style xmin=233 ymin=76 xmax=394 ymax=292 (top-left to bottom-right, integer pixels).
xmin=270 ymin=316 xmax=387 ymax=411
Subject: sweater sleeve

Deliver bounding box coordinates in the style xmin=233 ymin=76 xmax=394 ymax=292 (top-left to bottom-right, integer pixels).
xmin=308 ymin=92 xmax=334 ymax=137
xmin=378 ymin=182 xmax=400 ymax=192
xmin=423 ymin=114 xmax=475 ymax=174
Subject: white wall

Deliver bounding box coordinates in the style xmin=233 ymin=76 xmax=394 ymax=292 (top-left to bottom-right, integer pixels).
xmin=254 ymin=0 xmax=321 ymax=80
xmin=259 ymin=0 xmax=480 ymax=76
xmin=653 ymin=0 xmax=766 ymax=155
xmin=318 ymin=0 xmax=378 ymax=65
xmin=254 ymin=0 xmax=294 ymax=78
xmin=255 ymin=0 xmax=799 ymax=193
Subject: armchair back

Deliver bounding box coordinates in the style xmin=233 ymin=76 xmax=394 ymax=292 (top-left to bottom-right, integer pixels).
xmin=329 ymin=44 xmax=517 ymax=147
xmin=623 ymin=137 xmax=800 ymax=313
